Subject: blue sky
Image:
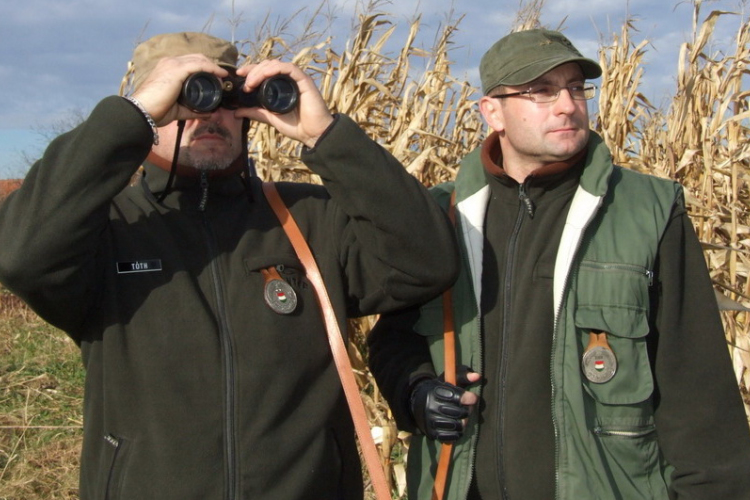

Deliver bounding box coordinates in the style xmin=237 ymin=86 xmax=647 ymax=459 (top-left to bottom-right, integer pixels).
xmin=0 ymin=0 xmax=745 ymax=179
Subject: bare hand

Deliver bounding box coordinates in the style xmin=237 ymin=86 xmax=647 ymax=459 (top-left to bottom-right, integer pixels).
xmin=130 ymin=54 xmax=230 ymax=126
xmin=234 ymin=60 xmax=334 ymax=149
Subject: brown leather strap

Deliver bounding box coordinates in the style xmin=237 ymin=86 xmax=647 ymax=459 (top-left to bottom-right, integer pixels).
xmin=586 ymin=331 xmax=610 ymax=350
xmin=442 ymin=191 xmax=458 ymax=387
xmin=262 ymin=182 xmax=391 ymax=500
xmin=432 ymin=191 xmax=458 ymax=500
xmin=261 ymin=265 xmax=284 ymax=284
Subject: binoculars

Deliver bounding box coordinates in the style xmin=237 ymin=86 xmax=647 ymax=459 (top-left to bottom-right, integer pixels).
xmin=179 ymin=72 xmax=299 ymax=114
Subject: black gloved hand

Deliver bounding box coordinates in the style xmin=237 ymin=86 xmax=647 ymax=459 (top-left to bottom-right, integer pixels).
xmin=409 ymin=377 xmax=470 ymax=442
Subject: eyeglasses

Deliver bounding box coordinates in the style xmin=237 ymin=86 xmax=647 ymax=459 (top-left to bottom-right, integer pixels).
xmin=492 ymin=82 xmax=597 ymax=103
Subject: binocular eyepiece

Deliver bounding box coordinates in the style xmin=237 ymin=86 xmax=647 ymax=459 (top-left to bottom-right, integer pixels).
xmin=179 ymin=72 xmax=299 ymax=114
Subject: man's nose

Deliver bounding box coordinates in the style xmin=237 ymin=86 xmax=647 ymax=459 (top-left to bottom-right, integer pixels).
xmin=201 ymin=109 xmax=224 ymax=123
xmin=553 ymin=87 xmax=577 ymax=113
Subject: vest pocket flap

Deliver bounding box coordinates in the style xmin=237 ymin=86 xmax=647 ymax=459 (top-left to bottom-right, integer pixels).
xmin=575 ymin=307 xmax=653 ymax=405
xmin=574 ymin=306 xmax=650 ymax=339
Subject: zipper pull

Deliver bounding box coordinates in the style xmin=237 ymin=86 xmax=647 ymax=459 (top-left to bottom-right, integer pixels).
xmin=198 ymin=171 xmax=209 ymax=212
xmin=518 ymin=183 xmax=535 ymax=218
xmin=646 ymin=269 xmax=654 ymax=286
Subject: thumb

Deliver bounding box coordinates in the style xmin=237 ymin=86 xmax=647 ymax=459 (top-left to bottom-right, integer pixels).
xmin=458 ymin=369 xmax=481 ymax=406
xmin=456 ymin=365 xmax=481 ymax=387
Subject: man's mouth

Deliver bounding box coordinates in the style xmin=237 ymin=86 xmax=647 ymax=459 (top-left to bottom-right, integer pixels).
xmin=193 ymin=125 xmax=230 ymax=142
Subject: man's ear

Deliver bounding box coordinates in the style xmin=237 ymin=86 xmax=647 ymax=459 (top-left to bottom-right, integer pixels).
xmin=478 ymin=96 xmax=504 ymax=133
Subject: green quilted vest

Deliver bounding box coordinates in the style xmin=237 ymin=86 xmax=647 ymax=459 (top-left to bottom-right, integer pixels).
xmin=406 ymin=134 xmax=683 ymax=500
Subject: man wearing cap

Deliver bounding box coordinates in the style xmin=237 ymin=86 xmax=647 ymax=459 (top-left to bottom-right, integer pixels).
xmin=368 ymin=29 xmax=750 ymax=499
xmin=0 ymin=32 xmax=459 ymax=499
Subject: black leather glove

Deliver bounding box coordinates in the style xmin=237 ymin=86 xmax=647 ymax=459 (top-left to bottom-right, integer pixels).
xmin=409 ymin=377 xmax=470 ymax=442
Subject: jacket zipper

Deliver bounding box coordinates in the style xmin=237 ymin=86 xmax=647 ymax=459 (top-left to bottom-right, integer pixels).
xmin=593 ymin=426 xmax=656 ymax=438
xmin=495 ymin=182 xmax=534 ymax=499
xmin=550 ymin=193 xmax=602 ymax=500
xmin=104 ymin=434 xmax=123 ymax=500
xmin=461 ymin=312 xmax=483 ymax=500
xmin=457 ymin=213 xmax=484 ymax=500
xmin=578 ymin=261 xmax=654 ymax=285
xmin=199 ymin=171 xmax=209 ymax=212
xmin=199 ymin=172 xmax=239 ymax=500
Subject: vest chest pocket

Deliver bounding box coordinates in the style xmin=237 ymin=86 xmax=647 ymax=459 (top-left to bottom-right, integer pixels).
xmin=573 ymin=261 xmax=654 ymax=406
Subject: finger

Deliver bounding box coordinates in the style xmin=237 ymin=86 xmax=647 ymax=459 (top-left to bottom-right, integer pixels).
xmin=236 ymin=60 xmax=332 ymax=147
xmin=438 ymin=403 xmax=469 ymax=419
xmin=460 ymin=418 xmax=470 ymax=434
xmin=433 ymin=418 xmax=464 ymax=443
xmin=237 ymin=60 xmax=300 ymax=90
xmin=436 ymin=432 xmax=461 ymax=443
xmin=433 ymin=417 xmax=463 ymax=432
xmin=433 ymin=384 xmax=463 ymax=405
xmin=132 ymin=55 xmax=231 ymax=125
xmin=460 ymin=391 xmax=479 ymax=406
xmin=455 ymin=365 xmax=481 ymax=386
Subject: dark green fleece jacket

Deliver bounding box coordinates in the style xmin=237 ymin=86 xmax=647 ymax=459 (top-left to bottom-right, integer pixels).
xmin=0 ymin=96 xmax=459 ymax=500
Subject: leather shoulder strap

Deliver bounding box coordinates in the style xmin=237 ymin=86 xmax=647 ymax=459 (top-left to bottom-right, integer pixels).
xmin=261 ymin=182 xmax=391 ymax=500
xmin=432 ymin=190 xmax=457 ymax=500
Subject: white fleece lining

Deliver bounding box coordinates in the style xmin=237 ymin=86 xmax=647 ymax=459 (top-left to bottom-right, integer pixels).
xmin=456 ymin=185 xmax=491 ymax=308
xmin=553 ymin=186 xmax=602 ymax=313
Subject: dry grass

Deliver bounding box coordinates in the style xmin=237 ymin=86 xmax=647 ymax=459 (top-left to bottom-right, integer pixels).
xmin=0 ymin=290 xmax=83 ymax=499
xmin=1 ymin=0 xmax=749 ymax=498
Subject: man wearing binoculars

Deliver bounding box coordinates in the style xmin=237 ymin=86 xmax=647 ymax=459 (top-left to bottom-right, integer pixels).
xmin=0 ymin=32 xmax=459 ymax=499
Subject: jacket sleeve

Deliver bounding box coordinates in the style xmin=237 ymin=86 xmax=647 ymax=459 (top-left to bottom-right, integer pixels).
xmin=649 ymin=203 xmax=750 ymax=497
xmin=0 ymin=96 xmax=153 ymax=336
xmin=367 ymin=305 xmax=437 ymax=432
xmin=301 ymin=114 xmax=459 ymax=316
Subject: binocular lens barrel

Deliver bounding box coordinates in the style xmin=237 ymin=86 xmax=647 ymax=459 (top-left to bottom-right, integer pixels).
xmin=179 ymin=72 xmax=299 ymax=114
xmin=180 ymin=73 xmax=224 ymax=113
xmin=258 ymin=77 xmax=298 ymax=114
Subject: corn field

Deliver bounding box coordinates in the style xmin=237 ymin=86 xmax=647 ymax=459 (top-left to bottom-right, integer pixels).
xmin=244 ymin=2 xmax=750 ymax=497
xmin=1 ymin=0 xmax=749 ymax=498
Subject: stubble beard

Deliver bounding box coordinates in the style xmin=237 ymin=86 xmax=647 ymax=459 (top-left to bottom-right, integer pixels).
xmin=183 ymin=123 xmax=240 ymax=171
xmin=185 ymin=151 xmax=236 ymax=171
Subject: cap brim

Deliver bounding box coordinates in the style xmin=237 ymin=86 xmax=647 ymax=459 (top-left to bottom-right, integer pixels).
xmin=484 ymin=56 xmax=602 ymax=93
xmin=505 ymin=57 xmax=601 ymax=86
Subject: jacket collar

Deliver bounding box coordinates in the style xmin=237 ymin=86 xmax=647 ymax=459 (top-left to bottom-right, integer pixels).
xmin=136 ymin=157 xmax=252 ymax=212
xmin=455 ymin=131 xmax=607 ymax=203
xmin=452 ymin=130 xmax=615 ymax=308
xmin=145 ymin=150 xmax=249 ymax=179
xmin=480 ymin=131 xmax=585 ymax=182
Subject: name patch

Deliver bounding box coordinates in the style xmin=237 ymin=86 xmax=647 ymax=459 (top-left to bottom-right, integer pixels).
xmin=117 ymin=260 xmax=163 ymax=274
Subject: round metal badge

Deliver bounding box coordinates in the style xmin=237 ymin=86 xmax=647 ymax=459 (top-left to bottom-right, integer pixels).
xmin=581 ymin=345 xmax=617 ymax=384
xmin=264 ymin=279 xmax=298 ymax=315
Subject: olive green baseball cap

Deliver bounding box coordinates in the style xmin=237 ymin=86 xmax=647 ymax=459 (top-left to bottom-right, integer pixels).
xmin=129 ymin=32 xmax=239 ymax=91
xmin=479 ymin=29 xmax=602 ymax=94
